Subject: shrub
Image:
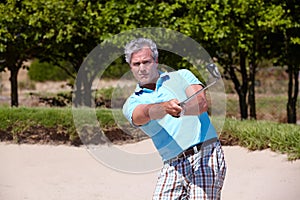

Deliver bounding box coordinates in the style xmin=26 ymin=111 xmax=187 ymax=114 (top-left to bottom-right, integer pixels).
xmin=28 ymin=59 xmax=73 ymax=82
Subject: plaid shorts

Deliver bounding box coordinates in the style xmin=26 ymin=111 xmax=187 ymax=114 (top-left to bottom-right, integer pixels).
xmin=153 ymin=141 xmax=226 ymax=200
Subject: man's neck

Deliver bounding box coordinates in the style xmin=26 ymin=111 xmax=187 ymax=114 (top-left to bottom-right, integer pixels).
xmin=140 ymin=72 xmax=160 ymax=90
xmin=140 ymin=83 xmax=156 ymax=90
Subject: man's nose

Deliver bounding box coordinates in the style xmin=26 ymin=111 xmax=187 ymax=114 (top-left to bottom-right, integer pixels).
xmin=139 ymin=63 xmax=147 ymax=70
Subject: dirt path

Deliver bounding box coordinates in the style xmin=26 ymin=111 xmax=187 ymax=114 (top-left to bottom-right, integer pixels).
xmin=1 ymin=140 xmax=299 ymax=200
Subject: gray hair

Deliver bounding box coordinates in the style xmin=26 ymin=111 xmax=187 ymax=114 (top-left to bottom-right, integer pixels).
xmin=124 ymin=38 xmax=158 ymax=64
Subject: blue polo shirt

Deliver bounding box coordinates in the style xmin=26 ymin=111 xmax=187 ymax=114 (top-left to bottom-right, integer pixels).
xmin=122 ymin=69 xmax=218 ymax=161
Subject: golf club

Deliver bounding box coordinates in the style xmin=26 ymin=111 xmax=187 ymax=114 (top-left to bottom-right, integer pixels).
xmin=179 ymin=63 xmax=221 ymax=107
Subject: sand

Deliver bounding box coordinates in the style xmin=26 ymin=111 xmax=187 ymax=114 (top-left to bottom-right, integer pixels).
xmin=0 ymin=140 xmax=299 ymax=200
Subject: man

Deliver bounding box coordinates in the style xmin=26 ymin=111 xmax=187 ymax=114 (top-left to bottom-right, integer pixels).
xmin=122 ymin=38 xmax=226 ymax=199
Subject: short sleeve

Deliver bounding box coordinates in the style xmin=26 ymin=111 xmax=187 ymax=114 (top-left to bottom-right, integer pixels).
xmin=177 ymin=69 xmax=203 ymax=86
xmin=122 ymin=95 xmax=147 ymax=127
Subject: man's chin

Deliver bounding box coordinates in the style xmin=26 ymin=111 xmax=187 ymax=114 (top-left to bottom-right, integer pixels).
xmin=138 ymin=79 xmax=149 ymax=85
xmin=139 ymin=82 xmax=147 ymax=86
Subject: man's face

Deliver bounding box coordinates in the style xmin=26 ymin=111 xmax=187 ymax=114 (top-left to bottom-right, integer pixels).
xmin=130 ymin=47 xmax=159 ymax=86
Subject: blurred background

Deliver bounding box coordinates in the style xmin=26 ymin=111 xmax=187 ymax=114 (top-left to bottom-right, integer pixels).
xmin=0 ymin=0 xmax=299 ymax=124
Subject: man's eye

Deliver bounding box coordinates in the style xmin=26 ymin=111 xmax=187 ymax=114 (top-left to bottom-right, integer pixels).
xmin=132 ymin=60 xmax=152 ymax=67
xmin=133 ymin=62 xmax=140 ymax=67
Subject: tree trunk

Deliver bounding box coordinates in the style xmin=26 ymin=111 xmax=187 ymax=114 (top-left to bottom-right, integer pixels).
xmin=73 ymin=78 xmax=82 ymax=107
xmin=226 ymin=51 xmax=248 ymax=120
xmin=248 ymin=63 xmax=257 ymax=119
xmin=82 ymin=70 xmax=92 ymax=107
xmin=229 ymin=63 xmax=248 ymax=120
xmin=74 ymin=67 xmax=93 ymax=107
xmin=239 ymin=51 xmax=248 ymax=119
xmin=293 ymin=66 xmax=299 ymax=123
xmin=287 ymin=65 xmax=299 ymax=123
xmin=238 ymin=91 xmax=248 ymax=120
xmin=10 ymin=67 xmax=19 ymax=107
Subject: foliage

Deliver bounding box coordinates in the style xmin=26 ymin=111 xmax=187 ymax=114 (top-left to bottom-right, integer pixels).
xmin=0 ymin=0 xmax=44 ymax=106
xmin=0 ymin=0 xmax=104 ymax=106
xmin=28 ymin=59 xmax=73 ymax=82
xmin=95 ymin=87 xmax=114 ymax=100
xmin=101 ymin=57 xmax=130 ymax=79
xmin=38 ymin=92 xmax=72 ymax=107
xmin=0 ymin=0 xmax=299 ymax=123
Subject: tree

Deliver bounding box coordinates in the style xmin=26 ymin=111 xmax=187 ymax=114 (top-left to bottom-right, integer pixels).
xmin=177 ymin=0 xmax=297 ymax=122
xmin=0 ymin=0 xmax=42 ymax=106
xmin=0 ymin=0 xmax=104 ymax=106
xmin=1 ymin=0 xmax=298 ymax=121
xmin=279 ymin=0 xmax=300 ymax=123
xmin=259 ymin=0 xmax=299 ymax=123
xmin=0 ymin=0 xmax=175 ymax=106
xmin=180 ymin=0 xmax=252 ymax=119
xmin=34 ymin=0 xmax=104 ymax=107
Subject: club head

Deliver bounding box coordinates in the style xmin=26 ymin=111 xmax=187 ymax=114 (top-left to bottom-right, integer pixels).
xmin=206 ymin=63 xmax=221 ymax=79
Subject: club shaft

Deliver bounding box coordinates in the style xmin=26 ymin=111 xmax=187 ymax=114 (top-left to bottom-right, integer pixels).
xmin=179 ymin=78 xmax=218 ymax=106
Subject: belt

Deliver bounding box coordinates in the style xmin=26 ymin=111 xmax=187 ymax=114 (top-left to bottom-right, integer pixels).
xmin=165 ymin=138 xmax=218 ymax=164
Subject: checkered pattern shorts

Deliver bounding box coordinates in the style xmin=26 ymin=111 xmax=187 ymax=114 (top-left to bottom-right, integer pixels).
xmin=153 ymin=141 xmax=226 ymax=200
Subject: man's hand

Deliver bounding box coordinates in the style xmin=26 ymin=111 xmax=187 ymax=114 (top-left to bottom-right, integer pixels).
xmin=160 ymin=99 xmax=182 ymax=117
xmin=132 ymin=99 xmax=183 ymax=126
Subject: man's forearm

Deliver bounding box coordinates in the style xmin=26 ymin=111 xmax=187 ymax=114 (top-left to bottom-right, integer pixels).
xmin=182 ymin=84 xmax=208 ymax=116
xmin=182 ymin=94 xmax=208 ymax=115
xmin=132 ymin=99 xmax=182 ymax=126
xmin=132 ymin=103 xmax=166 ymax=126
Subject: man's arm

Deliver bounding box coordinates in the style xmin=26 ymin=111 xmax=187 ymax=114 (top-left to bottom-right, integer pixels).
xmin=131 ymin=84 xmax=207 ymax=125
xmin=132 ymin=99 xmax=182 ymax=126
xmin=182 ymin=84 xmax=208 ymax=115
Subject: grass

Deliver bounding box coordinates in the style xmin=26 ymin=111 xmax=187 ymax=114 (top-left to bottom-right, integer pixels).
xmin=0 ymin=107 xmax=72 ymax=129
xmin=0 ymin=107 xmax=299 ymax=160
xmin=0 ymin=107 xmax=116 ymax=129
xmin=222 ymin=118 xmax=300 ymax=160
